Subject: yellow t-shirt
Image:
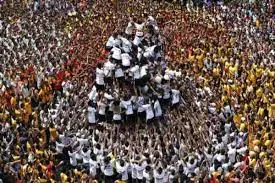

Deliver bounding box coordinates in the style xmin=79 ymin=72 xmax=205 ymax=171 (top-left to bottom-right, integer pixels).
xmin=255 ymin=68 xmax=263 ymax=78
xmin=213 ymin=68 xmax=220 ymax=76
xmin=229 ymin=65 xmax=237 ymax=76
xmin=60 ymin=173 xmax=68 ymax=183
xmin=257 ymin=107 xmax=264 ymax=116
xmin=256 ymin=88 xmax=263 ymax=98
xmin=50 ymin=128 xmax=58 ymax=142
xmin=11 ymin=97 xmax=17 ymax=107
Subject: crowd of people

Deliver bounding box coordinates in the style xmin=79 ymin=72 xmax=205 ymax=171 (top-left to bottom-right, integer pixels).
xmin=0 ymin=0 xmax=274 ymax=183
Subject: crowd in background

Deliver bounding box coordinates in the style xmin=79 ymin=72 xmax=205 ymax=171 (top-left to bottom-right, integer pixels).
xmin=0 ymin=0 xmax=274 ymax=182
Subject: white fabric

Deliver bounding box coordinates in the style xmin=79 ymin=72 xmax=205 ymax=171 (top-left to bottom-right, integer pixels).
xmin=68 ymin=151 xmax=77 ymax=166
xmin=142 ymin=103 xmax=154 ymax=120
xmin=103 ymin=61 xmax=115 ymax=77
xmin=111 ymin=47 xmax=122 ymax=60
xmin=115 ymin=67 xmax=124 ymax=78
xmin=106 ymin=36 xmax=121 ymax=48
xmin=130 ymin=65 xmax=140 ymax=79
xmin=102 ymin=160 xmax=115 ymax=176
xmin=136 ymin=163 xmax=146 ymax=180
xmin=121 ymin=100 xmax=134 ymax=115
xmin=133 ymin=36 xmax=142 ymax=45
xmin=154 ymin=100 xmax=162 ymax=117
xmin=137 ymin=97 xmax=145 ymax=112
xmin=113 ymin=114 xmax=122 ymax=121
xmin=96 ymin=68 xmax=104 ymax=85
xmin=125 ymin=22 xmax=134 ymax=35
xmin=116 ymin=162 xmax=129 ymax=181
xmin=143 ymin=45 xmax=157 ymax=58
xmin=154 ymin=170 xmax=164 ymax=183
xmin=88 ymin=107 xmax=97 ymax=124
xmin=89 ymin=159 xmax=98 ymax=177
xmin=121 ymin=53 xmax=131 ymax=67
xmin=171 ymin=89 xmax=180 ymax=104
xmin=140 ymin=65 xmax=148 ymax=78
xmin=98 ymin=102 xmax=107 ymax=115
xmin=121 ymin=37 xmax=132 ymax=53
xmin=82 ymin=150 xmax=91 ymax=164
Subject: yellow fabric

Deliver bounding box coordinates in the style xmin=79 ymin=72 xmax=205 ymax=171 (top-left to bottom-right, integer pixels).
xmin=60 ymin=173 xmax=68 ymax=183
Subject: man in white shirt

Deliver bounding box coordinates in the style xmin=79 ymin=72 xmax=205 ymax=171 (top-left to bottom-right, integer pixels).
xmin=81 ymin=147 xmax=91 ymax=168
xmin=153 ymin=167 xmax=165 ymax=183
xmin=68 ymin=148 xmax=78 ymax=167
xmin=106 ymin=32 xmax=121 ymax=50
xmin=96 ymin=63 xmax=105 ymax=91
xmin=143 ymin=45 xmax=161 ymax=61
xmin=125 ymin=20 xmax=135 ymax=38
xmin=89 ymin=154 xmax=98 ymax=178
xmin=171 ymin=88 xmax=180 ymax=109
xmin=116 ymin=159 xmax=129 ymax=181
xmin=153 ymin=98 xmax=162 ymax=120
xmin=97 ymin=99 xmax=107 ymax=123
xmin=120 ymin=36 xmax=132 ymax=53
xmin=120 ymin=96 xmax=134 ymax=124
xmin=101 ymin=156 xmax=115 ymax=183
xmin=142 ymin=100 xmax=154 ymax=124
xmin=143 ymin=166 xmax=153 ymax=183
xmin=130 ymin=64 xmax=141 ymax=86
xmin=121 ymin=52 xmax=132 ymax=69
xmin=103 ymin=59 xmax=116 ymax=86
xmin=111 ymin=46 xmax=122 ymax=62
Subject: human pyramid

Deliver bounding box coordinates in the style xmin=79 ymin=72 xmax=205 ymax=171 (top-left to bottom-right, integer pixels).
xmin=89 ymin=16 xmax=183 ymax=126
xmin=0 ymin=0 xmax=274 ymax=183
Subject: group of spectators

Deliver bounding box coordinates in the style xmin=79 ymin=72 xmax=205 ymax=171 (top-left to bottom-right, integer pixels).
xmin=0 ymin=0 xmax=274 ymax=183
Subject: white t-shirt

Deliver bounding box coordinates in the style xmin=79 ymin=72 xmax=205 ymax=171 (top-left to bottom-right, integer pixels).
xmin=113 ymin=113 xmax=122 ymax=121
xmin=96 ymin=68 xmax=104 ymax=85
xmin=125 ymin=22 xmax=134 ymax=35
xmin=153 ymin=170 xmax=164 ymax=183
xmin=89 ymin=159 xmax=98 ymax=177
xmin=153 ymin=100 xmax=162 ymax=117
xmin=88 ymin=86 xmax=97 ymax=101
xmin=55 ymin=141 xmax=65 ymax=154
xmin=121 ymin=53 xmax=131 ymax=67
xmin=116 ymin=162 xmax=129 ymax=181
xmin=82 ymin=150 xmax=91 ymax=164
xmin=102 ymin=160 xmax=115 ymax=176
xmin=115 ymin=67 xmax=124 ymax=78
xmin=121 ymin=100 xmax=134 ymax=115
xmin=131 ymin=162 xmax=138 ymax=179
xmin=137 ymin=96 xmax=145 ymax=113
xmin=98 ymin=102 xmax=107 ymax=115
xmin=104 ymin=61 xmax=115 ymax=77
xmin=88 ymin=107 xmax=97 ymax=124
xmin=143 ymin=170 xmax=153 ymax=183
xmin=163 ymin=85 xmax=171 ymax=99
xmin=121 ymin=37 xmax=132 ymax=53
xmin=134 ymin=22 xmax=145 ymax=33
xmin=68 ymin=151 xmax=77 ymax=166
xmin=133 ymin=35 xmax=142 ymax=46
xmin=140 ymin=65 xmax=148 ymax=78
xmin=111 ymin=47 xmax=122 ymax=60
xmin=171 ymin=89 xmax=180 ymax=104
xmin=143 ymin=45 xmax=157 ymax=58
xmin=142 ymin=103 xmax=154 ymax=120
xmin=106 ymin=36 xmax=121 ymax=48
xmin=130 ymin=65 xmax=140 ymax=79
xmin=136 ymin=163 xmax=146 ymax=180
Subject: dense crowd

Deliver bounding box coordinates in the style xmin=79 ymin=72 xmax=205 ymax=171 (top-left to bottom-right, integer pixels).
xmin=0 ymin=0 xmax=274 ymax=183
